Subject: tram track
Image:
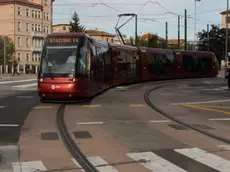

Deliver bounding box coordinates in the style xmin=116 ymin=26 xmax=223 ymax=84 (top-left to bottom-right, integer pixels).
xmin=55 ymin=77 xmax=226 ymax=172
xmin=144 ymin=85 xmax=230 ymax=144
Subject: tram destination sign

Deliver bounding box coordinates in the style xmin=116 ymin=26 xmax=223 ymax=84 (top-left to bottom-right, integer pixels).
xmin=47 ymin=37 xmax=79 ymax=44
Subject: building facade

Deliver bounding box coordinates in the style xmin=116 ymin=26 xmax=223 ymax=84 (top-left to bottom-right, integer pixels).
xmin=0 ymin=0 xmax=53 ymax=66
xmin=52 ymin=24 xmax=70 ymax=33
xmin=220 ymin=10 xmax=230 ymax=28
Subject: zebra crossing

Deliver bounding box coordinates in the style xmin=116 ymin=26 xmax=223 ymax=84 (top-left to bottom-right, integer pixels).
xmin=10 ymin=146 xmax=230 ymax=172
xmin=0 ymin=79 xmax=37 ymax=91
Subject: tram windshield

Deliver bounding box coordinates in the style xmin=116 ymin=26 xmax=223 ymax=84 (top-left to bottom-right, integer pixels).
xmin=40 ymin=37 xmax=80 ymax=77
xmin=40 ymin=45 xmax=77 ymax=76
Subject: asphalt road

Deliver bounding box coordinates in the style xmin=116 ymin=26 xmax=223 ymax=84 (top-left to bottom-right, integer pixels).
xmin=1 ymin=74 xmax=230 ymax=172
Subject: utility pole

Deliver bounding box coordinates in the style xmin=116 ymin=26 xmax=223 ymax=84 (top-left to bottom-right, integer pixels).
xmin=225 ymin=0 xmax=229 ymax=77
xmin=135 ymin=14 xmax=138 ymax=46
xmin=3 ymin=37 xmax=6 ymax=74
xmin=178 ymin=15 xmax=180 ymax=49
xmin=207 ymin=24 xmax=210 ymax=51
xmin=166 ymin=22 xmax=168 ymax=48
xmin=184 ymin=9 xmax=187 ymax=50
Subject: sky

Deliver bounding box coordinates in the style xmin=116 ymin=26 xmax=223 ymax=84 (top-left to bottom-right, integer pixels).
xmin=53 ymin=0 xmax=227 ymax=40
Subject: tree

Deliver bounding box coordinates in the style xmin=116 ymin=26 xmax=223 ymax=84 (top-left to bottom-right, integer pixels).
xmin=0 ymin=36 xmax=15 ymax=66
xmin=197 ymin=24 xmax=230 ymax=66
xmin=69 ymin=12 xmax=85 ymax=32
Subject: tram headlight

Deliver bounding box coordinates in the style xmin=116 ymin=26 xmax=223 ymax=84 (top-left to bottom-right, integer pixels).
xmin=39 ymin=78 xmax=43 ymax=82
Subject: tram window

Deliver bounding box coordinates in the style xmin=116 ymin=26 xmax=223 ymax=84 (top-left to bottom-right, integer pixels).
xmin=183 ymin=55 xmax=194 ymax=72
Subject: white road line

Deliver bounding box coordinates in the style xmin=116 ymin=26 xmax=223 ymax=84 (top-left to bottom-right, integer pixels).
xmin=209 ymin=118 xmax=230 ymax=121
xmin=149 ymin=120 xmax=171 ymax=123
xmin=126 ymin=151 xmax=187 ymax=172
xmin=17 ymin=96 xmax=34 ymax=98
xmin=0 ymin=79 xmax=37 ymax=85
xmin=77 ymin=122 xmax=103 ymax=125
xmin=12 ymin=83 xmax=37 ymax=88
xmin=0 ymin=106 xmax=4 ymax=108
xmin=87 ymin=156 xmax=118 ymax=172
xmin=0 ymin=124 xmax=19 ymax=127
xmin=172 ymin=99 xmax=230 ymax=105
xmin=71 ymin=158 xmax=85 ymax=172
xmin=12 ymin=161 xmax=47 ymax=172
xmin=175 ymin=147 xmax=230 ymax=172
xmin=217 ymin=145 xmax=230 ymax=150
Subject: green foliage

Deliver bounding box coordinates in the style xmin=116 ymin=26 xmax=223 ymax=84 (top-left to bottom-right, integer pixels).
xmin=0 ymin=36 xmax=15 ymax=65
xmin=197 ymin=24 xmax=230 ymax=65
xmin=69 ymin=12 xmax=85 ymax=32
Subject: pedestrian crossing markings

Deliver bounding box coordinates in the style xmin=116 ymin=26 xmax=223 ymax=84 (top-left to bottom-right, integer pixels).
xmin=11 ymin=146 xmax=230 ymax=172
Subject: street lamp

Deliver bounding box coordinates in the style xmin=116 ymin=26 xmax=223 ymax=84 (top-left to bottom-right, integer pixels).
xmin=194 ymin=0 xmax=201 ymax=50
xmin=225 ymin=0 xmax=229 ymax=77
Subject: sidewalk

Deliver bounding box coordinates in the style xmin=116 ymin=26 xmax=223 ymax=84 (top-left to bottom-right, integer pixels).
xmin=0 ymin=74 xmax=37 ymax=80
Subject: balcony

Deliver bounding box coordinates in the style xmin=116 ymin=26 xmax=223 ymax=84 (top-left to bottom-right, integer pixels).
xmin=31 ymin=31 xmax=46 ymax=38
xmin=31 ymin=46 xmax=42 ymax=52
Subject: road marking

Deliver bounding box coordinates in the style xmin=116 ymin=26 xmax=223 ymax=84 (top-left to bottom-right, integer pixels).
xmin=175 ymin=147 xmax=230 ymax=172
xmin=209 ymin=118 xmax=230 ymax=121
xmin=12 ymin=83 xmax=37 ymax=88
xmin=87 ymin=156 xmax=119 ymax=172
xmin=149 ymin=120 xmax=171 ymax=123
xmin=217 ymin=145 xmax=230 ymax=150
xmin=17 ymin=96 xmax=34 ymax=99
xmin=0 ymin=79 xmax=37 ymax=85
xmin=77 ymin=122 xmax=103 ymax=125
xmin=33 ymin=106 xmax=53 ymax=109
xmin=71 ymin=158 xmax=85 ymax=171
xmin=194 ymin=105 xmax=230 ymax=109
xmin=0 ymin=124 xmax=19 ymax=127
xmin=172 ymin=99 xmax=230 ymax=105
xmin=0 ymin=106 xmax=4 ymax=108
xmin=129 ymin=104 xmax=146 ymax=107
xmin=182 ymin=104 xmax=230 ymax=114
xmin=81 ymin=105 xmax=101 ymax=108
xmin=126 ymin=151 xmax=187 ymax=172
xmin=12 ymin=161 xmax=47 ymax=172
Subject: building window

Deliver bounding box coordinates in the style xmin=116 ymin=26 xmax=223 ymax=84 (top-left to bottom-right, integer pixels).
xmin=26 ymin=23 xmax=29 ymax=32
xmin=38 ymin=11 xmax=40 ymax=19
xmin=46 ymin=26 xmax=49 ymax=33
xmin=38 ymin=25 xmax=40 ymax=32
xmin=46 ymin=13 xmax=49 ymax=20
xmin=35 ymin=11 xmax=37 ymax=18
xmin=226 ymin=16 xmax=230 ymax=23
xmin=17 ymin=7 xmax=21 ymax=16
xmin=44 ymin=0 xmax=48 ymax=5
xmin=44 ymin=12 xmax=46 ymax=20
xmin=36 ymin=39 xmax=39 ymax=47
xmin=33 ymin=53 xmax=36 ymax=61
xmin=18 ymin=53 xmax=20 ymax=61
xmin=106 ymin=38 xmax=108 ymax=42
xmin=17 ymin=22 xmax=21 ymax=31
xmin=44 ymin=25 xmax=46 ymax=33
xmin=26 ymin=9 xmax=29 ymax=17
xmin=18 ymin=37 xmax=21 ymax=46
xmin=35 ymin=24 xmax=37 ymax=31
xmin=32 ymin=10 xmax=34 ymax=18
xmin=26 ymin=38 xmax=29 ymax=47
xmin=32 ymin=24 xmax=34 ymax=31
xmin=63 ymin=26 xmax=66 ymax=31
xmin=26 ymin=53 xmax=29 ymax=62
xmin=111 ymin=39 xmax=113 ymax=43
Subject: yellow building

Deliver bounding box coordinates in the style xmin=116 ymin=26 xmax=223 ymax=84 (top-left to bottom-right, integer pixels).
xmin=220 ymin=10 xmax=230 ymax=28
xmin=0 ymin=0 xmax=54 ymax=65
xmin=52 ymin=25 xmax=115 ymax=43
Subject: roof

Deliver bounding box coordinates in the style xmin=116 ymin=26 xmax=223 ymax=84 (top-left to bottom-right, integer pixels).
xmin=85 ymin=30 xmax=116 ymax=37
xmin=46 ymin=32 xmax=87 ymax=38
xmin=0 ymin=0 xmax=42 ymax=8
xmin=52 ymin=24 xmax=70 ymax=27
xmin=141 ymin=33 xmax=164 ymax=40
xmin=168 ymin=39 xmax=185 ymax=45
xmin=220 ymin=10 xmax=230 ymax=14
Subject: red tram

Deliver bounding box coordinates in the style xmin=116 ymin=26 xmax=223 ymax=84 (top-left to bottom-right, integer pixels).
xmin=38 ymin=33 xmax=218 ymax=101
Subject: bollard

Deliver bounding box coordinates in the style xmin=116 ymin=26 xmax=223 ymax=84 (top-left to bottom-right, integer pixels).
xmin=0 ymin=65 xmax=2 ymax=74
xmin=6 ymin=65 xmax=8 ymax=73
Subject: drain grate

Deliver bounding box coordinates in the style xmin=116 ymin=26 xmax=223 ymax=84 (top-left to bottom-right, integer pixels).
xmin=73 ymin=131 xmax=92 ymax=139
xmin=168 ymin=124 xmax=189 ymax=130
xmin=41 ymin=132 xmax=59 ymax=140
xmin=193 ymin=124 xmax=214 ymax=130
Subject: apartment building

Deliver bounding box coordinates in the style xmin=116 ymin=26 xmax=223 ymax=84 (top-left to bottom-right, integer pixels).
xmin=0 ymin=0 xmax=54 ymax=65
